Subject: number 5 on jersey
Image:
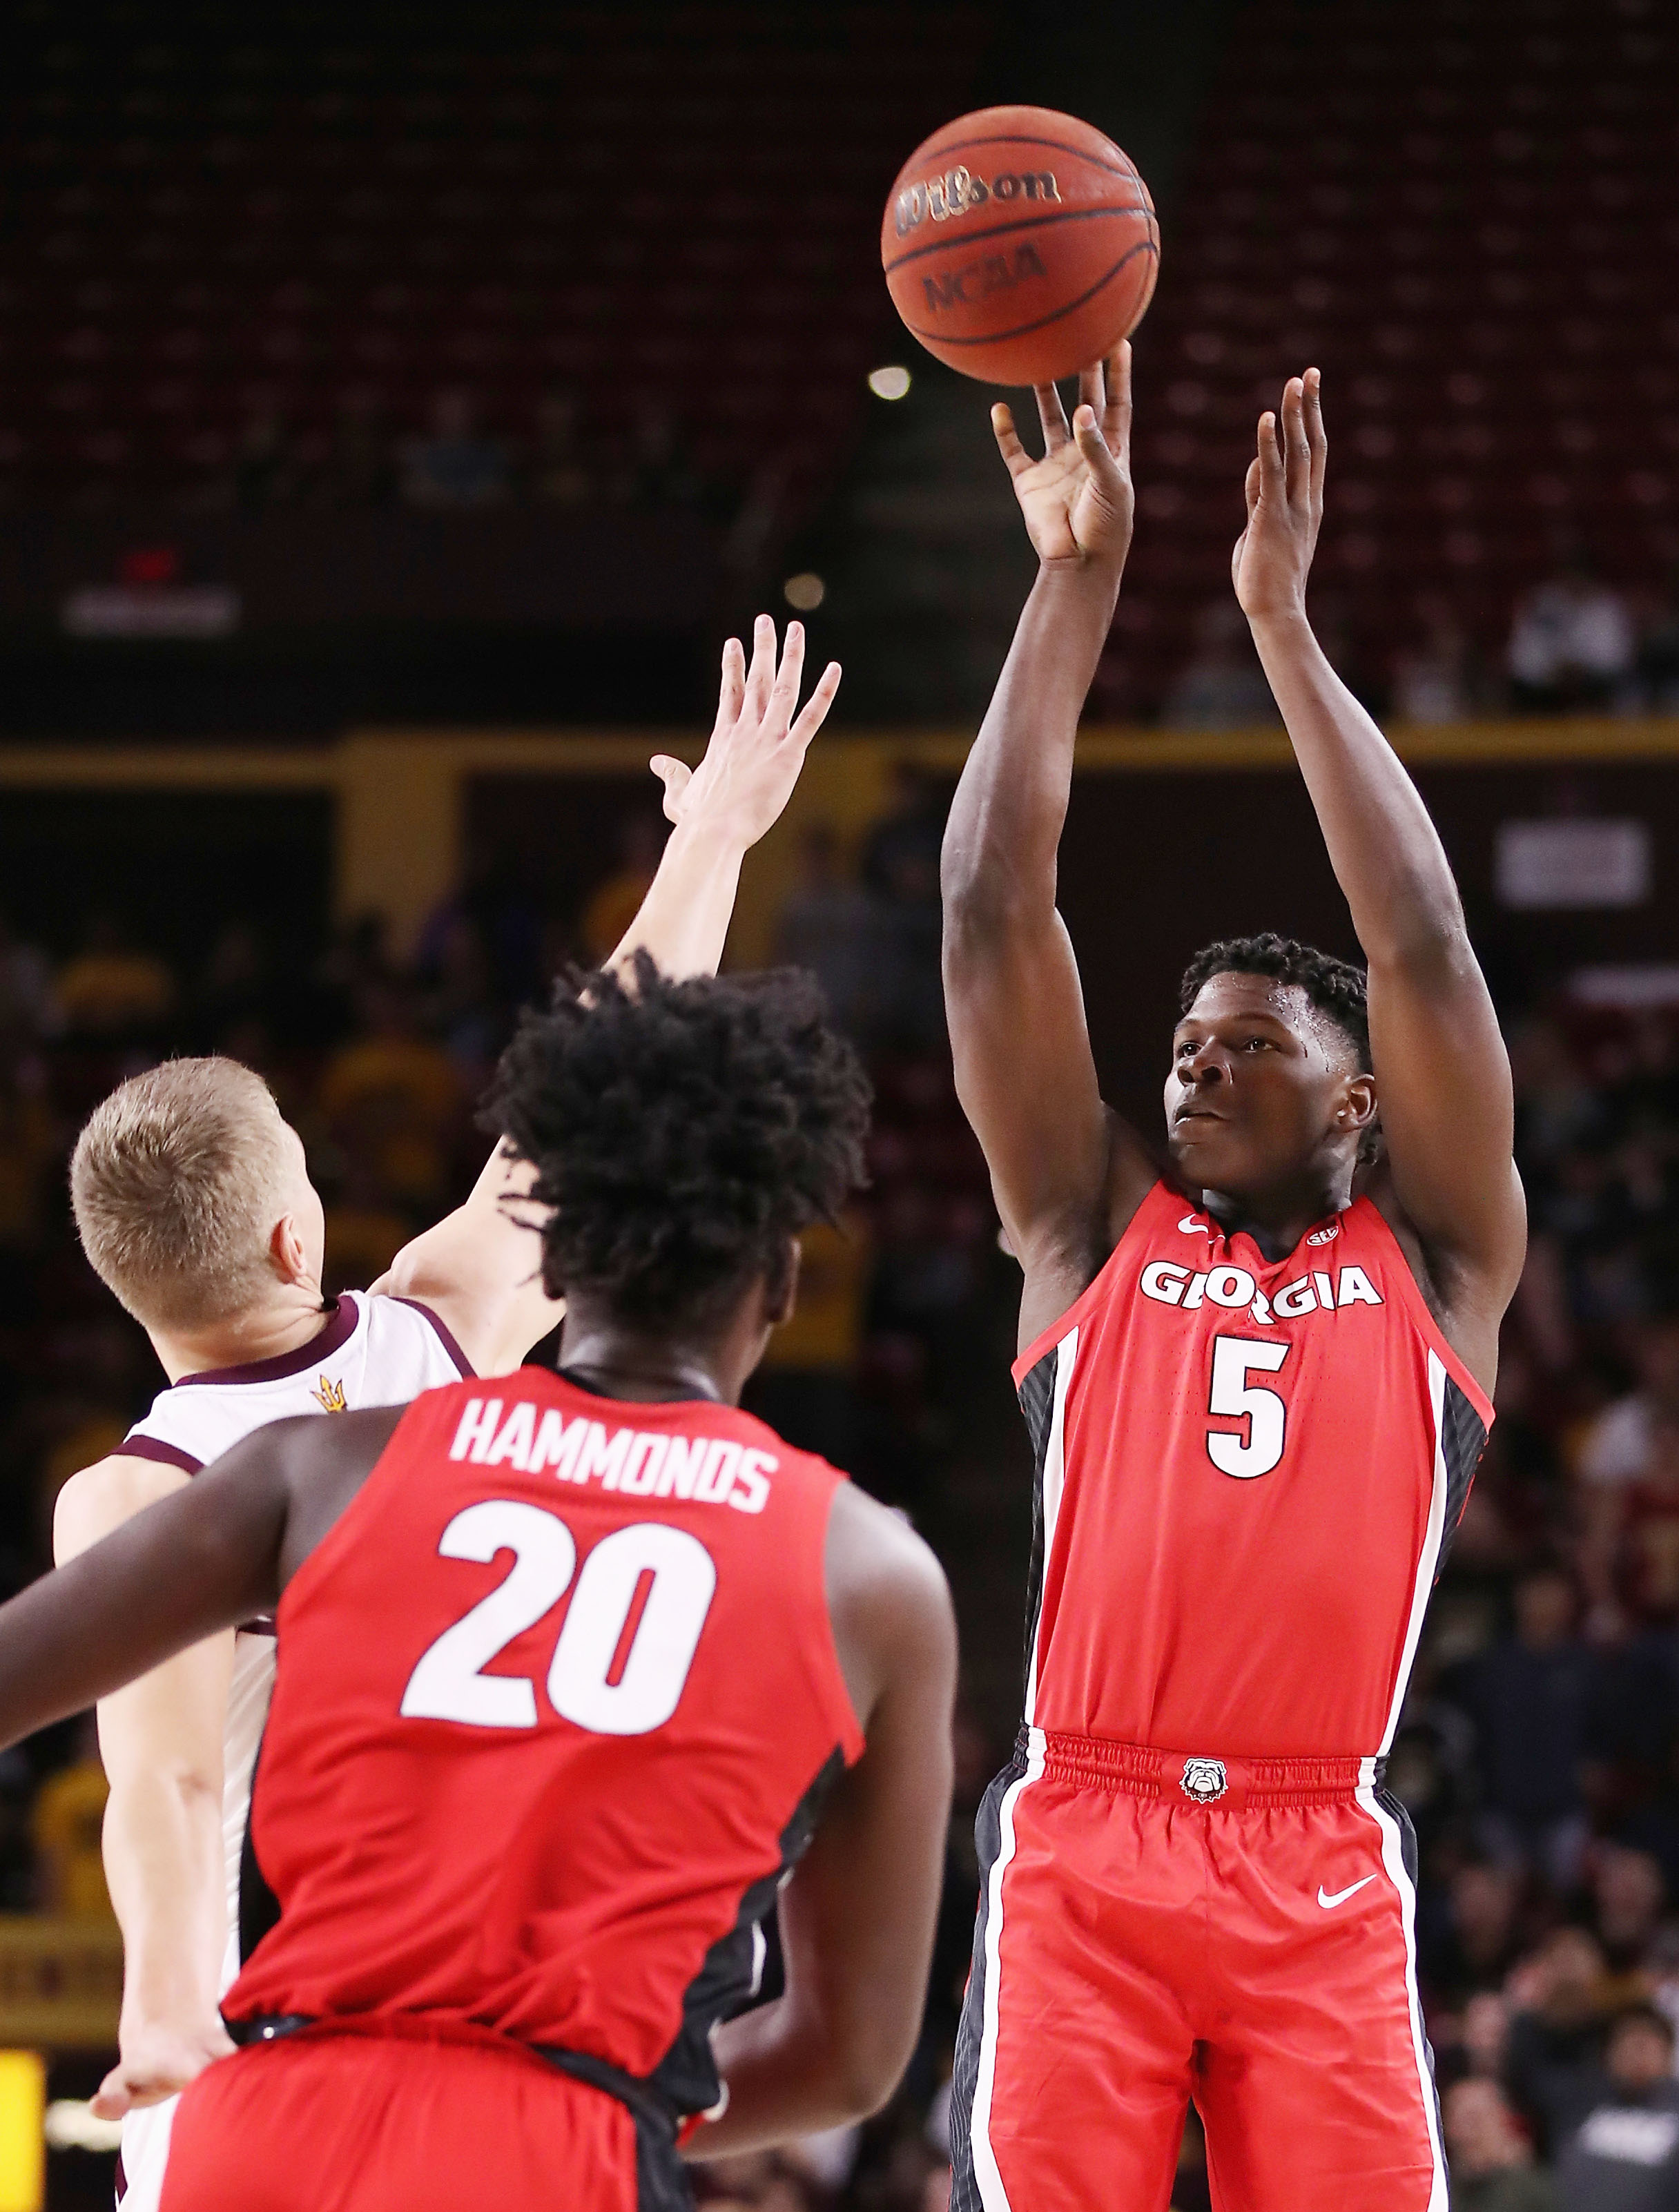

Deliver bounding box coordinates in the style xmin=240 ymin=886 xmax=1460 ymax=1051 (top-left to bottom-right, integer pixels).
xmin=400 ymin=1500 xmax=717 ymax=1738
xmin=1206 ymin=1336 xmax=1290 ymax=1479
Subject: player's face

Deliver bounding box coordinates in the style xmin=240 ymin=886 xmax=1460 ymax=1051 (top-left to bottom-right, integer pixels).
xmin=1165 ymin=973 xmax=1366 ymax=1199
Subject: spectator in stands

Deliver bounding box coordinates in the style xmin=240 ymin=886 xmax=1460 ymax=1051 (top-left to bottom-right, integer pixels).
xmin=0 ymin=912 xmax=59 ymax=1045
xmin=580 ymin=815 xmax=664 ymax=964
xmin=529 ymin=391 xmax=592 ymax=507
xmin=1507 ymin=1930 xmax=1616 ymax=2155
xmin=1443 ymin=1564 xmax=1601 ymax=1889
xmin=322 ymin=390 xmax=396 ymax=507
xmin=1555 ymin=2006 xmax=1679 ymax=2212
xmin=773 ymin=823 xmax=875 ymax=1036
xmin=229 ymin=407 xmax=300 ymax=509
xmin=860 ymin=769 xmax=946 ymax=1051
xmin=1593 ymin=1848 xmax=1669 ymax=1979
xmin=618 ymin=405 xmax=703 ymax=510
xmin=1392 ymin=597 xmax=1479 ymax=723
xmin=1161 ymin=600 xmax=1279 ymax=728
xmin=31 ymin=1715 xmax=113 ymax=1920
xmin=1637 ymin=566 xmax=1679 ymax=713
xmin=55 ymin=912 xmax=176 ymax=1040
xmin=749 ymin=1210 xmax=871 ymax=1468
xmin=400 ymin=387 xmax=509 ymax=507
xmin=1508 ymin=554 xmax=1636 ymax=713
xmin=1446 ymin=2078 xmax=1558 ymax=2212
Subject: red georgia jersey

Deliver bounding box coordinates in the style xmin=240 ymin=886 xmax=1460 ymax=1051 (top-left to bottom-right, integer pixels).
xmin=226 ymin=1372 xmax=863 ymax=2108
xmin=1011 ymin=1181 xmax=1493 ymax=1760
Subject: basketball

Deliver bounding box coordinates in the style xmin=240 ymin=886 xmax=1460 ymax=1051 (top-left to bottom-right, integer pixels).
xmin=880 ymin=105 xmax=1159 ymax=387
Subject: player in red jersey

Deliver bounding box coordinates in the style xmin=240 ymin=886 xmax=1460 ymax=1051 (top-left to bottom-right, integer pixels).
xmin=940 ymin=347 xmax=1528 ymax=2212
xmin=0 ymin=965 xmax=958 ymax=2212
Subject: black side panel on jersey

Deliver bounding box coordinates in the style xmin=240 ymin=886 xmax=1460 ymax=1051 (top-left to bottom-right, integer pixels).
xmin=949 ymin=1745 xmax=1028 ymax=2212
xmin=1433 ymin=1373 xmax=1489 ymax=1580
xmin=1015 ymin=1350 xmax=1058 ymax=1710
xmin=237 ymin=1731 xmax=282 ymax=1969
xmin=648 ymin=1745 xmax=846 ymax=2115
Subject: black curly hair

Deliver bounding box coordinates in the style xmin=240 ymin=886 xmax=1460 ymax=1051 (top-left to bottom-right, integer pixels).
xmin=481 ymin=957 xmax=872 ymax=1330
xmin=1178 ymin=933 xmax=1371 ymax=1072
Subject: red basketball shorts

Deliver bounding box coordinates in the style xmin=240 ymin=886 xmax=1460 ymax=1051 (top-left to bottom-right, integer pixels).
xmin=157 ymin=2028 xmax=645 ymax=2212
xmin=949 ymin=1729 xmax=1446 ymax=2212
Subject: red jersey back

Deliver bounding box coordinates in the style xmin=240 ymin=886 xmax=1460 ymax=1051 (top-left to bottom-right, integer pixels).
xmin=225 ymin=1372 xmax=863 ymax=2108
xmin=1012 ymin=1181 xmax=1493 ymax=1760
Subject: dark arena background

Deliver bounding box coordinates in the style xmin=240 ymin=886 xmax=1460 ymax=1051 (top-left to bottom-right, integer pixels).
xmin=1 ymin=1 xmax=1678 ymax=2204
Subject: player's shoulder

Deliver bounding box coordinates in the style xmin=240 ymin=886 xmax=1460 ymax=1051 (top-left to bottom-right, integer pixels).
xmin=825 ymin=1482 xmax=953 ymax=1649
xmin=52 ymin=1447 xmax=190 ymax=1563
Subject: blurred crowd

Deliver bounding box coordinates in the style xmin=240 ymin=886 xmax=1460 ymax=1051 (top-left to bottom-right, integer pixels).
xmin=1159 ymin=553 xmax=1679 ymax=733
xmin=204 ymin=385 xmax=724 ymax=521
xmin=8 ymin=784 xmax=1679 ymax=2206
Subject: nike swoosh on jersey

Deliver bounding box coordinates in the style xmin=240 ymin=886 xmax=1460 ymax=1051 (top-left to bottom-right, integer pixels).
xmin=1317 ymin=1875 xmax=1378 ymax=1910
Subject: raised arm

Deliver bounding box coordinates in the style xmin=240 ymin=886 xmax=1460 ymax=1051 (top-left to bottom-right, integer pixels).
xmin=54 ymin=1456 xmax=236 ymax=2118
xmin=941 ymin=345 xmax=1156 ymax=1346
xmin=1234 ymin=371 xmax=1526 ymax=1379
xmin=378 ymin=617 xmax=842 ymax=1373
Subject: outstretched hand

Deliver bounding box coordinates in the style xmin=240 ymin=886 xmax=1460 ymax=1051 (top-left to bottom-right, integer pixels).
xmin=649 ymin=614 xmax=841 ymax=850
xmin=993 ymin=342 xmax=1134 ymax=570
xmin=1232 ymin=369 xmax=1326 ymax=623
xmin=90 ymin=2015 xmax=235 ymax=2119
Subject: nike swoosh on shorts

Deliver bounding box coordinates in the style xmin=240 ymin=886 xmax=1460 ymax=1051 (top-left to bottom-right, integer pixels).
xmin=1317 ymin=1875 xmax=1378 ymax=1910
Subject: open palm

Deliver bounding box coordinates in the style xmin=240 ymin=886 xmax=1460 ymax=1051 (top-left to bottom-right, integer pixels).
xmin=993 ymin=342 xmax=1134 ymax=569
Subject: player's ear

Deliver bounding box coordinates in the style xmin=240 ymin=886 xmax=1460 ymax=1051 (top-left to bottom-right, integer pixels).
xmin=1339 ymin=1073 xmax=1378 ymax=1132
xmin=763 ymin=1237 xmax=801 ymax=1330
xmin=269 ymin=1212 xmax=311 ymax=1288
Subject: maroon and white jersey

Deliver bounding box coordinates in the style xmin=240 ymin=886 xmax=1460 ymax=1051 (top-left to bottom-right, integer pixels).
xmin=115 ymin=1292 xmax=470 ymax=2212
xmin=1011 ymin=1182 xmax=1493 ymax=1760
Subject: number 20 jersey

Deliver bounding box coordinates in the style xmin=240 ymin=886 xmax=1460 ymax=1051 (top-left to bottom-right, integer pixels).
xmin=1011 ymin=1181 xmax=1493 ymax=1762
xmin=224 ymin=1371 xmax=864 ymax=2103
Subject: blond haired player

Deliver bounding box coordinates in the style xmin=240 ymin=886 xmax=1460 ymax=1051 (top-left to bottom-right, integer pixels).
xmin=53 ymin=617 xmax=840 ymax=2212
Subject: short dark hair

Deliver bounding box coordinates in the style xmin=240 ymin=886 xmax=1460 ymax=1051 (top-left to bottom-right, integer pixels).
xmin=1179 ymin=933 xmax=1371 ymax=1071
xmin=482 ymin=958 xmax=871 ymax=1330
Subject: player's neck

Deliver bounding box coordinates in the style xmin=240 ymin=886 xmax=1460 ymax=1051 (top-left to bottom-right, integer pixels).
xmin=1201 ymin=1165 xmax=1354 ymax=1265
xmin=148 ymin=1283 xmax=337 ymax=1386
xmin=559 ymin=1302 xmax=764 ymax=1409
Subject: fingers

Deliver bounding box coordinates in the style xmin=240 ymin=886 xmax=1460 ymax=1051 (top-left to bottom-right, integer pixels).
xmin=1103 ymin=340 xmax=1132 ymax=462
xmin=1243 ymin=454 xmax=1263 ymax=518
xmin=1073 ymin=402 xmax=1125 ymax=496
xmin=1033 ymin=380 xmax=1071 ymax=452
xmin=768 ymin=617 xmax=806 ymax=726
xmin=1077 ymin=358 xmax=1106 ymax=425
xmin=1303 ymin=366 xmax=1327 ymax=504
xmin=788 ymin=659 xmax=842 ymax=749
xmin=991 ymin=402 xmax=1033 ymax=481
xmin=1255 ymin=408 xmax=1285 ymax=506
xmin=713 ymin=634 xmax=745 ymax=733
xmin=741 ymin=610 xmax=777 ymax=721
xmin=1279 ymin=376 xmax=1312 ymax=507
xmin=648 ymin=755 xmax=692 ymax=823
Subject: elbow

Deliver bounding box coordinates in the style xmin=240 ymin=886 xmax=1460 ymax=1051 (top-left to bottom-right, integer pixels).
xmin=940 ymin=843 xmax=1049 ymax=952
xmin=824 ymin=2015 xmax=921 ymax=2126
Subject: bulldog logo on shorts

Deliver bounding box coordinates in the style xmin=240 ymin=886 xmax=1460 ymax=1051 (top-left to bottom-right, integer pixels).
xmin=1181 ymin=1757 xmax=1228 ymax=1804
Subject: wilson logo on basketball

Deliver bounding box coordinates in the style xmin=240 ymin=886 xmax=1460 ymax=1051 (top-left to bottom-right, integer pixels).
xmin=893 ymin=166 xmax=1060 ymax=237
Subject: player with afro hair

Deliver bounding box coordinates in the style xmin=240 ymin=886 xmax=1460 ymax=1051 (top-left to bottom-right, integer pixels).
xmin=483 ymin=954 xmax=872 ymax=1333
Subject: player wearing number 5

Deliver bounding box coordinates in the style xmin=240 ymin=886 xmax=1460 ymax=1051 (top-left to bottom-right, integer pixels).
xmin=0 ymin=965 xmax=957 ymax=2212
xmin=941 ymin=349 xmax=1526 ymax=2212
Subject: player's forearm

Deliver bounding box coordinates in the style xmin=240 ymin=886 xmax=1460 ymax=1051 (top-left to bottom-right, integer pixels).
xmin=104 ymin=1770 xmax=226 ymax=2037
xmin=1248 ymin=609 xmax=1468 ymax=968
xmin=942 ymin=559 xmax=1122 ymax=928
xmin=603 ymin=817 xmax=746 ymax=984
xmin=690 ymin=1997 xmax=902 ymax=2157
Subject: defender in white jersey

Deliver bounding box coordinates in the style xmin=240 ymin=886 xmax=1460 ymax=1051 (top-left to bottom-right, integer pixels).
xmin=50 ymin=617 xmax=841 ymax=2211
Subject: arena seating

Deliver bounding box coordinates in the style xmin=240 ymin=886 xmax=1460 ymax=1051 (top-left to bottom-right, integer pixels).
xmin=0 ymin=5 xmax=987 ymax=525
xmin=1118 ymin=0 xmax=1679 ymax=711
